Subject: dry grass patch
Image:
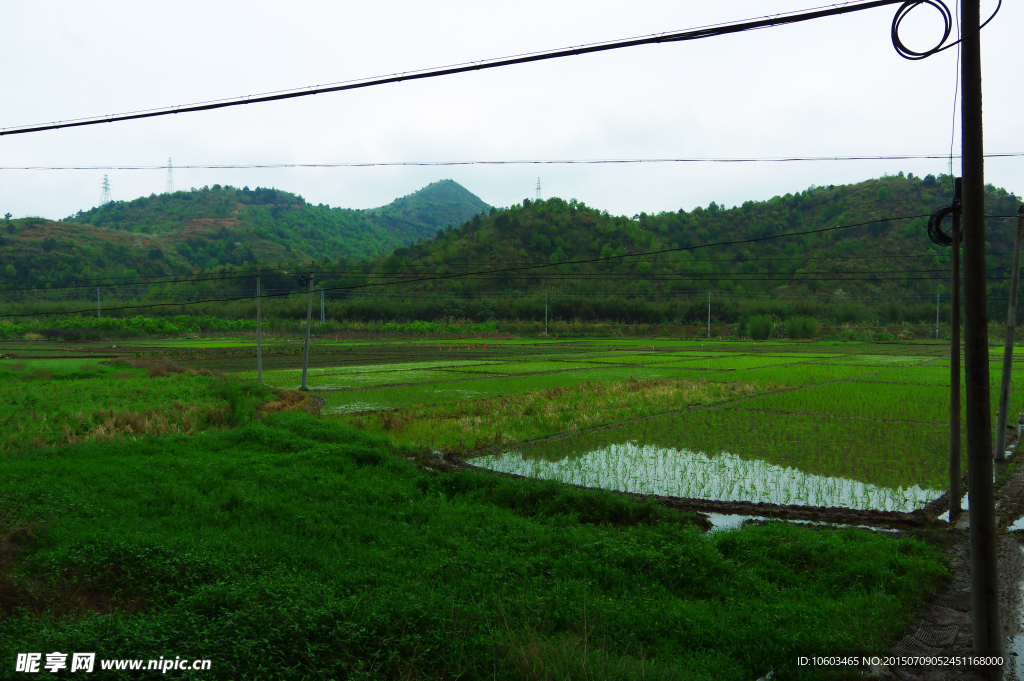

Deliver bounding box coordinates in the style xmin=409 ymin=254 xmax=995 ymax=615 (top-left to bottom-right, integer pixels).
xmin=261 ymin=390 xmax=316 ymax=415
xmin=343 ymin=377 xmax=775 ymax=453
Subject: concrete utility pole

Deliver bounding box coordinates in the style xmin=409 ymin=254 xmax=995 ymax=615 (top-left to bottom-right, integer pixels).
xmin=256 ymin=269 xmax=262 ymax=384
xmin=950 ymin=180 xmax=962 ymax=521
xmin=961 ymin=0 xmax=1001 ymax=671
xmin=995 ymin=205 xmax=1024 ymax=462
xmin=707 ymin=291 xmax=711 ymax=338
xmin=301 ymin=266 xmax=314 ymax=391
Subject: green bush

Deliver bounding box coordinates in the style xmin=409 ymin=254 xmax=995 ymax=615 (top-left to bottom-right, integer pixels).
xmin=748 ymin=316 xmax=772 ymax=340
xmin=786 ymin=316 xmax=820 ymax=339
xmin=736 ymin=318 xmax=748 ymax=338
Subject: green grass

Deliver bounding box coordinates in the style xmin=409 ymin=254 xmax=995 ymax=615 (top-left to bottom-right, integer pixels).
xmin=320 ymin=366 xmax=716 ymax=413
xmin=703 ymin=363 xmax=889 ymax=386
xmin=340 ymin=377 xmax=775 ymax=453
xmin=0 ymin=412 xmax=949 ymax=680
xmin=0 ymin=359 xmax=248 ymax=452
xmin=494 ymin=406 xmax=957 ymax=494
xmin=736 ymin=381 xmax=951 ymax=423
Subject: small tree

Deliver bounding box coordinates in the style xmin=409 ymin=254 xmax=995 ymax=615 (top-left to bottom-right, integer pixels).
xmin=786 ymin=316 xmax=820 ymax=339
xmin=749 ymin=316 xmax=772 ymax=341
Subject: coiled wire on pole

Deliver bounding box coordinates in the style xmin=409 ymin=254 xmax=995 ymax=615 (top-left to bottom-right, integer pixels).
xmin=891 ymin=0 xmax=1001 ymax=61
xmin=927 ymin=177 xmax=963 ymax=247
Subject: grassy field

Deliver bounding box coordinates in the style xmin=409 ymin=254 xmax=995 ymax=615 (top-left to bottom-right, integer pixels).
xmin=0 ymin=358 xmax=262 ymax=453
xmin=4 ymin=334 xmax=1017 ymax=678
xmin=1 ymin=411 xmax=949 ymax=680
xmin=342 ymin=377 xmax=777 ymax=452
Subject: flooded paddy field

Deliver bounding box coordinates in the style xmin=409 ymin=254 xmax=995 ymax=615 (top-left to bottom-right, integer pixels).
xmin=8 ymin=334 xmax=1016 ymax=519
xmin=192 ymin=336 xmax=1020 ymax=517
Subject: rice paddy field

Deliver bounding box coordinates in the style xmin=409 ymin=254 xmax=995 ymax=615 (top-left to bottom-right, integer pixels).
xmin=195 ymin=336 xmax=1022 ymax=515
xmin=4 ymin=335 xmax=1019 ymax=516
xmin=3 ymin=334 xmax=1015 ymax=678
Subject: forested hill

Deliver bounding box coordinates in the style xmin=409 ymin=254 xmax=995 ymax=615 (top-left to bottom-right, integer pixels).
xmin=0 ymin=180 xmax=488 ymax=287
xmin=365 ymin=180 xmax=492 ymax=244
xmin=333 ymin=173 xmax=1021 ymax=303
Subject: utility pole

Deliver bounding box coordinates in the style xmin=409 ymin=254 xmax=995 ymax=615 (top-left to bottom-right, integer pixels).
xmin=707 ymin=291 xmax=711 ymax=338
xmin=544 ymin=293 xmax=548 ymax=335
xmin=301 ymin=265 xmax=314 ymax=391
xmin=256 ymin=269 xmax=262 ymax=384
xmin=936 ymin=292 xmax=940 ymax=340
xmin=96 ymin=287 xmax=100 ymax=318
xmin=320 ymin=288 xmax=325 ymax=325
xmin=961 ymin=0 xmax=1001 ymax=670
xmin=995 ymin=205 xmax=1024 ymax=461
xmin=950 ymin=178 xmax=962 ymax=521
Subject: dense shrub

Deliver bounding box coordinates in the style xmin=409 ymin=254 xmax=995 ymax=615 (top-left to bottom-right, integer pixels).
xmin=786 ymin=316 xmax=820 ymax=339
xmin=748 ymin=316 xmax=772 ymax=340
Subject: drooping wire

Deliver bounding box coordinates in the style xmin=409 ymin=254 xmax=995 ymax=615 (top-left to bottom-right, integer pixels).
xmin=891 ymin=0 xmax=1000 ymax=60
xmin=3 ymin=151 xmax=1024 ymax=171
xmin=0 ymin=0 xmax=1000 ymax=137
xmin=927 ymin=176 xmax=962 ymax=245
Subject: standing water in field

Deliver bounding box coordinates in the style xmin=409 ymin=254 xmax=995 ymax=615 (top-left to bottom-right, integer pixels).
xmin=472 ymin=407 xmax=950 ymax=513
xmin=476 ymin=442 xmax=939 ymax=512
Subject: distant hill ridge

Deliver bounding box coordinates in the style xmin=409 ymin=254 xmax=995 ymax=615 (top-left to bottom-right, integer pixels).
xmin=1 ymin=174 xmax=1021 ymax=313
xmin=0 ymin=180 xmax=488 ymax=287
xmin=329 ymin=172 xmax=1021 ymax=305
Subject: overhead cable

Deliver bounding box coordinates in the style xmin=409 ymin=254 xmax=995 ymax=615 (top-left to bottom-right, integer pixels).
xmin=0 ymin=0 xmax=994 ymax=137
xmin=3 ymin=151 xmax=1024 ymax=170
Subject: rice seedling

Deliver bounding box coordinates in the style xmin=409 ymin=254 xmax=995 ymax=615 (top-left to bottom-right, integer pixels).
xmin=476 ymin=442 xmax=939 ymax=512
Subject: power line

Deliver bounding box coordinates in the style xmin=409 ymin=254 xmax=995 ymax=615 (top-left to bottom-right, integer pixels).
xmin=0 ymin=212 xmax=939 ymax=317
xmin=4 ymin=152 xmax=1024 ymax=170
xmin=3 ymin=274 xmax=1020 ymax=319
xmin=0 ymin=0 xmax=977 ymax=137
xmin=5 ymin=217 xmax=1021 ymax=294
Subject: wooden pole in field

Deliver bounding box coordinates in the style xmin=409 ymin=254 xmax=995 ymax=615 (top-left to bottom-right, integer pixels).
xmin=995 ymin=206 xmax=1024 ymax=461
xmin=256 ymin=269 xmax=262 ymax=384
xmin=301 ymin=265 xmax=315 ymax=391
xmin=950 ymin=179 xmax=961 ymax=521
xmin=961 ymin=0 xmax=1001 ymax=669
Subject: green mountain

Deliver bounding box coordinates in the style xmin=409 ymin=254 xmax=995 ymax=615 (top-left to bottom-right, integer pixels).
xmin=366 ymin=180 xmax=494 ymax=244
xmin=2 ymin=173 xmax=1021 ymax=326
xmin=0 ymin=180 xmax=488 ymax=287
xmin=321 ymin=173 xmax=1021 ymax=323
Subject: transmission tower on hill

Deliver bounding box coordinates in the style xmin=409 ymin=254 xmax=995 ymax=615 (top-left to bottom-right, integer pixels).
xmin=165 ymin=158 xmax=175 ymax=194
xmin=100 ymin=175 xmax=112 ymax=205
xmin=536 ymin=177 xmax=542 ymax=201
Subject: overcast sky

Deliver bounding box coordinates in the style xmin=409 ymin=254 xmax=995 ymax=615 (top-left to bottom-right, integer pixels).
xmin=1 ymin=0 xmax=1018 ymax=220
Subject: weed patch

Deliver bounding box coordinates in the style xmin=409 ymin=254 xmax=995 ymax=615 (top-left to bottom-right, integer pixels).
xmin=342 ymin=376 xmax=774 ymax=452
xmin=0 ymin=412 xmax=948 ymax=679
